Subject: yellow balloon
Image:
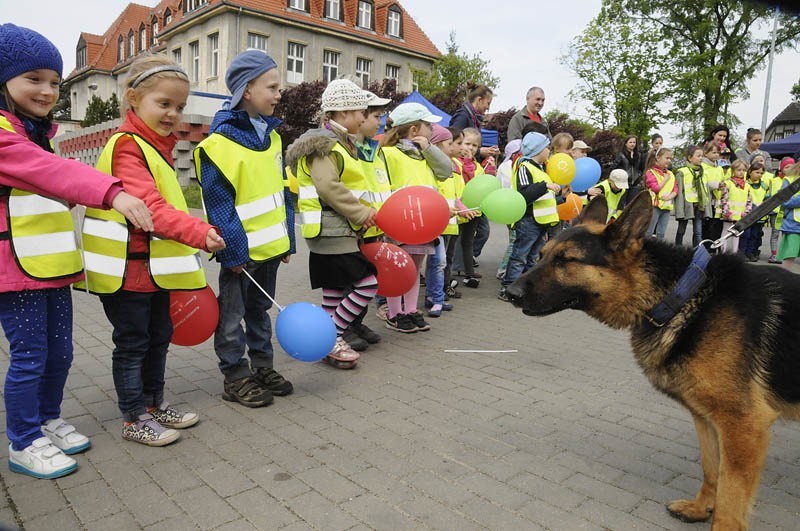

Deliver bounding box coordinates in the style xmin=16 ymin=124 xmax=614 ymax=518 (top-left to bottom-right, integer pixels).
xmin=286 ymin=166 xmax=299 ymax=194
xmin=546 ymin=153 xmax=577 ymax=185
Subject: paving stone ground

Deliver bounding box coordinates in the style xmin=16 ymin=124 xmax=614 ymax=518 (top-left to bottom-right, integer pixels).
xmin=0 ymin=219 xmax=798 ymax=530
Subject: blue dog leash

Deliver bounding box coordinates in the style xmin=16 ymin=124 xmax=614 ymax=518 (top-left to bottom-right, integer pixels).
xmin=646 ymin=244 xmax=712 ymax=327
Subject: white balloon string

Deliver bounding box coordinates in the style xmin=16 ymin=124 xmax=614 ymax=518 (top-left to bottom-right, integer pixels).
xmin=242 ymin=268 xmax=285 ymax=312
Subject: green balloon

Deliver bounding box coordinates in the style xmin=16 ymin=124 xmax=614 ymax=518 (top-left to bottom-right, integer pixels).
xmin=481 ymin=189 xmax=527 ymax=225
xmin=461 ymin=174 xmax=501 ymax=208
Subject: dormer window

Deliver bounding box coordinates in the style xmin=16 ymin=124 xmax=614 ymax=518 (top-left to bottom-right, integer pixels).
xmin=77 ymin=46 xmax=87 ymax=69
xmin=288 ymin=0 xmax=308 ymax=12
xmin=139 ymin=24 xmax=146 ymax=52
xmin=357 ymin=1 xmax=374 ymax=30
xmin=151 ymin=16 xmax=159 ymax=46
xmin=386 ymin=6 xmax=402 ymax=38
xmin=185 ymin=0 xmax=207 ymax=13
xmin=324 ymin=0 xmax=342 ymax=21
xmin=164 ymin=8 xmax=172 ymax=25
xmin=118 ymin=36 xmax=124 ymax=62
xmin=128 ymin=30 xmax=135 ymax=57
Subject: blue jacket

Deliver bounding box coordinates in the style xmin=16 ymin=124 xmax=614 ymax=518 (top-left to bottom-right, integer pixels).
xmin=781 ymin=178 xmax=800 ymax=234
xmin=197 ymin=107 xmax=296 ymax=268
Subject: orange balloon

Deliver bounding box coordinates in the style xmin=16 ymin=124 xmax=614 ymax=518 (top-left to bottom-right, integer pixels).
xmin=170 ymin=285 xmax=220 ymax=346
xmin=557 ymin=193 xmax=584 ymax=221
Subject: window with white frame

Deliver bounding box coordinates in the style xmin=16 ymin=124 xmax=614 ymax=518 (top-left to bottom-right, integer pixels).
xmin=356 ymin=57 xmax=372 ymax=86
xmin=164 ymin=8 xmax=172 ymax=25
xmin=172 ymin=47 xmax=182 ymax=67
xmin=185 ymin=0 xmax=207 ymax=12
xmin=77 ymin=46 xmax=87 ymax=69
xmin=387 ymin=7 xmax=402 ymax=37
xmin=208 ymin=33 xmax=219 ymax=77
xmin=357 ymin=1 xmax=373 ymax=29
xmin=118 ymin=36 xmax=124 ymax=62
xmin=287 ymin=0 xmax=307 ymax=11
xmin=322 ymin=50 xmax=340 ymax=84
xmin=247 ymin=32 xmax=268 ymax=52
xmin=385 ymin=64 xmax=400 ymax=81
xmin=151 ymin=17 xmax=159 ymax=46
xmin=324 ymin=0 xmax=341 ymax=20
xmin=189 ymin=41 xmax=199 ymax=82
xmin=139 ymin=24 xmax=146 ymax=52
xmin=286 ymin=42 xmax=305 ymax=84
xmin=128 ymin=31 xmax=135 ymax=57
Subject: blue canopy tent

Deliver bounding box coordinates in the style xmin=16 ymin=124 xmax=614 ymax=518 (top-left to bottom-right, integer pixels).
xmin=761 ymin=132 xmax=800 ymax=157
xmin=379 ymin=90 xmax=500 ymax=147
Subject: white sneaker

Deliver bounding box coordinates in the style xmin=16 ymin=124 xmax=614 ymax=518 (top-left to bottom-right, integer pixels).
xmin=8 ymin=437 xmax=77 ymax=479
xmin=41 ymin=418 xmax=91 ymax=455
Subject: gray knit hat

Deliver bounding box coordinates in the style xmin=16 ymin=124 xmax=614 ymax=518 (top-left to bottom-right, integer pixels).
xmin=0 ymin=24 xmax=63 ymax=85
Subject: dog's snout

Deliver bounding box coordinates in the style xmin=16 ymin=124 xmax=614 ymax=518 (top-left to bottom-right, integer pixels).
xmin=505 ymin=284 xmax=524 ymax=301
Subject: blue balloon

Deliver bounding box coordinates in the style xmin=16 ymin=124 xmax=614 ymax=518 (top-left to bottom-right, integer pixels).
xmin=276 ymin=302 xmax=336 ymax=362
xmin=571 ymin=157 xmax=602 ymax=192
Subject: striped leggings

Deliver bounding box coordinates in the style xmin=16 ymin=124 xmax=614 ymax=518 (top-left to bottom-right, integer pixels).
xmin=321 ymin=274 xmax=379 ymax=335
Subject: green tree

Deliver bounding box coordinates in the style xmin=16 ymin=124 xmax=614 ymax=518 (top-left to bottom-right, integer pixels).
xmin=412 ymin=32 xmax=499 ymax=114
xmin=106 ymin=93 xmax=120 ymax=120
xmin=791 ymin=78 xmax=800 ymax=101
xmin=561 ymin=13 xmax=672 ymax=139
xmin=52 ymin=84 xmax=71 ymax=120
xmin=81 ymin=94 xmax=119 ymax=127
xmin=603 ymin=0 xmax=800 ymax=140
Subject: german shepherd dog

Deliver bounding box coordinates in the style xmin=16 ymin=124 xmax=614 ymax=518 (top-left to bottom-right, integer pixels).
xmin=506 ymin=192 xmax=800 ymax=530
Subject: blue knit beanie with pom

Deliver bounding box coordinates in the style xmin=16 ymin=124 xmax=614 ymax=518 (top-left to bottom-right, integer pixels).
xmin=0 ymin=24 xmax=63 ymax=85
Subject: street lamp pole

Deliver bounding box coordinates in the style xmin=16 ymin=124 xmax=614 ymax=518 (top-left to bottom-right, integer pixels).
xmin=761 ymin=7 xmax=780 ymax=134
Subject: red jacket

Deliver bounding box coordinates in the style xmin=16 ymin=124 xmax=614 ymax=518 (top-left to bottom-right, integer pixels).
xmin=0 ymin=110 xmax=121 ymax=293
xmin=111 ymin=110 xmax=214 ymax=292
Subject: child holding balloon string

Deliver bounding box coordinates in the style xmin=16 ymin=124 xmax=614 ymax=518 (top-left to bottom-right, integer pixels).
xmin=453 ymin=127 xmax=487 ymax=287
xmin=82 ymin=54 xmax=226 ymax=446
xmin=379 ymin=102 xmax=453 ymax=333
xmin=285 ymin=79 xmax=378 ymax=368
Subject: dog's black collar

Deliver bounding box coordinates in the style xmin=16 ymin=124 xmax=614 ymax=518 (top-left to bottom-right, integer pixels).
xmin=646 ymin=245 xmax=711 ymax=327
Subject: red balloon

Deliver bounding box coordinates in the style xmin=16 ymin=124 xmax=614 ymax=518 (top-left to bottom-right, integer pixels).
xmin=360 ymin=242 xmax=418 ymax=297
xmin=376 ymin=186 xmax=450 ymax=245
xmin=170 ymin=285 xmax=220 ymax=346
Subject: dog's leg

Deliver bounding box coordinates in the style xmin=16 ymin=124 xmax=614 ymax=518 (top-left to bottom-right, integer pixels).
xmin=667 ymin=413 xmax=717 ymax=523
xmin=708 ymin=412 xmax=776 ymax=531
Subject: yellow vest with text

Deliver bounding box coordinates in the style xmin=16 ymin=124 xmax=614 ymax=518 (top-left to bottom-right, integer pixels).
xmin=596 ymin=180 xmax=625 ymax=221
xmin=724 ymin=181 xmax=749 ymax=221
xmin=193 ymin=131 xmax=290 ymax=261
xmin=516 ymin=160 xmax=559 ymax=226
xmin=296 ymin=141 xmax=368 ymax=239
xmin=360 ymin=149 xmax=391 ymax=239
xmin=81 ymin=133 xmax=205 ymax=294
xmin=0 ymin=115 xmax=83 ymax=280
xmin=648 ymin=168 xmax=675 ymax=211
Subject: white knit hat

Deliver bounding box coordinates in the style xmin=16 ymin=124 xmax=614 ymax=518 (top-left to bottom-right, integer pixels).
xmin=321 ymin=79 xmax=370 ymax=112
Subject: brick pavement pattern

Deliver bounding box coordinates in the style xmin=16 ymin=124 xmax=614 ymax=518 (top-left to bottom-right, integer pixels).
xmin=0 ymin=220 xmax=798 ymax=530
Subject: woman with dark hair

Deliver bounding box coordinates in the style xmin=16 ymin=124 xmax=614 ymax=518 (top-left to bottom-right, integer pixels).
xmin=614 ymin=134 xmax=645 ymax=206
xmin=449 ymin=82 xmax=500 ymax=160
xmin=704 ymin=125 xmax=736 ymax=162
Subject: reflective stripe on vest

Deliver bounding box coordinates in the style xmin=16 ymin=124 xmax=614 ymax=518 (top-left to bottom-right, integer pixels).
xmin=296 ymin=141 xmax=367 ymax=238
xmin=517 ymin=160 xmax=559 ymax=226
xmin=649 ymin=168 xmax=675 ymax=211
xmin=193 ymin=131 xmax=289 ymax=261
xmin=81 ymin=132 xmax=205 ymax=294
xmin=361 ymin=150 xmax=391 ymax=238
xmin=597 ymin=180 xmax=625 ymax=221
xmin=0 ymin=115 xmax=83 ymax=280
xmin=381 ymin=145 xmax=437 ymax=190
xmin=725 ymin=181 xmax=749 ymax=221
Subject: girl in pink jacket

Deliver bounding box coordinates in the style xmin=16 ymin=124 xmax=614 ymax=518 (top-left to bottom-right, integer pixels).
xmin=0 ymin=24 xmax=151 ymax=479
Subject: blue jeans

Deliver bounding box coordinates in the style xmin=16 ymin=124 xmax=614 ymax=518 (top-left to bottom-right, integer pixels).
xmin=425 ymin=236 xmax=446 ymax=305
xmin=473 ymin=215 xmax=490 ymax=258
xmin=101 ymin=290 xmax=172 ymax=422
xmin=0 ymin=288 xmax=73 ymax=451
xmin=649 ymin=208 xmax=671 ymax=240
xmin=739 ymin=223 xmax=765 ymax=255
xmin=502 ymin=216 xmax=548 ymax=287
xmin=215 ymin=260 xmax=279 ymax=381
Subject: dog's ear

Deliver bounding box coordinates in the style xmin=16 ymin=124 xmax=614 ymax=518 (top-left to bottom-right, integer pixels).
xmin=578 ymin=195 xmax=608 ymax=226
xmin=606 ymin=191 xmax=652 ymax=253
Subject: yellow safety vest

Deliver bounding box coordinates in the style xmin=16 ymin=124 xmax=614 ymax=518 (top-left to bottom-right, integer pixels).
xmin=769 ymin=174 xmax=783 ymax=214
xmin=381 ymin=145 xmax=437 ymax=190
xmin=517 ymin=160 xmax=559 ymax=226
xmin=648 ymin=168 xmax=676 ymax=211
xmin=193 ymin=131 xmax=289 ymax=261
xmin=677 ymin=167 xmax=699 ymax=203
xmin=701 ymin=163 xmax=724 ymax=218
xmin=296 ymin=141 xmax=368 ymax=239
xmin=724 ymin=181 xmax=749 ymax=221
xmin=360 ymin=149 xmax=391 ymax=239
xmin=435 ymin=165 xmax=460 ymax=236
xmin=0 ymin=115 xmax=83 ymax=280
xmin=596 ymin=180 xmax=625 ymax=221
xmin=80 ymin=133 xmax=206 ymax=294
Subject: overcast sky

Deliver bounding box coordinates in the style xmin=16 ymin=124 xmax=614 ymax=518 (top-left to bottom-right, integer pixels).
xmin=2 ymin=0 xmax=797 ymax=144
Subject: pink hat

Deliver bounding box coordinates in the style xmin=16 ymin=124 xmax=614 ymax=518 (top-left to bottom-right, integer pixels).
xmin=780 ymin=157 xmax=796 ymax=173
xmin=430 ymin=124 xmax=452 ymax=145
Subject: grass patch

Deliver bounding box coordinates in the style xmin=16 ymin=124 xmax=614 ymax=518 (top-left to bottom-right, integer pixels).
xmin=182 ymin=182 xmax=203 ymax=209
